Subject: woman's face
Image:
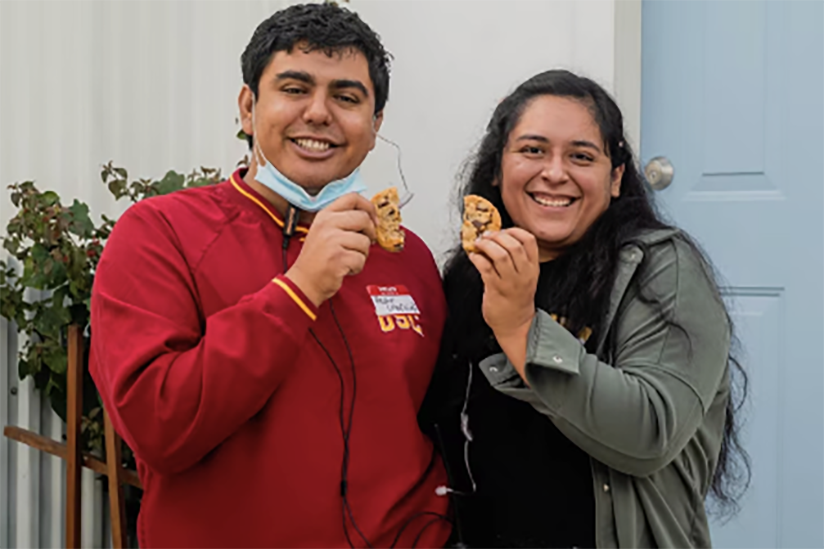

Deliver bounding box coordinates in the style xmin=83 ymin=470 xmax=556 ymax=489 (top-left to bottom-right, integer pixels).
xmin=498 ymin=95 xmax=624 ymax=261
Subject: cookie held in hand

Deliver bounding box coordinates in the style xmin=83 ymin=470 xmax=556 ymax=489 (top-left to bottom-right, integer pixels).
xmin=461 ymin=195 xmax=502 ymax=254
xmin=371 ymin=187 xmax=404 ymax=252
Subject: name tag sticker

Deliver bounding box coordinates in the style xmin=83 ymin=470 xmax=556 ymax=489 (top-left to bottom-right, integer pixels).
xmin=367 ymin=285 xmax=420 ymax=316
xmin=366 ymin=285 xmax=424 ymax=337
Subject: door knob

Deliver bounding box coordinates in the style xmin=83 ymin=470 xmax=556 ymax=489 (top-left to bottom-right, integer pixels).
xmin=644 ymin=157 xmax=674 ymax=190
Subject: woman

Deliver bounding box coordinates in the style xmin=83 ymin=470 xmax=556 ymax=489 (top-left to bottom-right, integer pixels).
xmin=421 ymin=70 xmax=749 ymax=548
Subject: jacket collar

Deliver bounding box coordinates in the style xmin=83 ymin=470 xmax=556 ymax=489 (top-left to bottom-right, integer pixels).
xmin=595 ymin=228 xmax=681 ymax=356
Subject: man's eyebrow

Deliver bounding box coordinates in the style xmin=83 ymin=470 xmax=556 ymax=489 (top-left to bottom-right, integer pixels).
xmin=273 ymin=72 xmax=369 ymax=98
xmin=275 ymin=70 xmax=315 ymax=85
xmin=331 ymin=79 xmax=369 ymax=97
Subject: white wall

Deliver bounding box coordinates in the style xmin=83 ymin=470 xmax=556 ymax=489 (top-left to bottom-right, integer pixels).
xmin=0 ymin=1 xmax=640 ymax=547
xmin=351 ymin=0 xmax=637 ymax=257
xmin=0 ymin=0 xmax=640 ymax=261
xmin=0 ymin=0 xmax=283 ymax=231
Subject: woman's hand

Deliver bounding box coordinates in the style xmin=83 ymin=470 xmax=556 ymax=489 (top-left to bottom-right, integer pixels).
xmin=469 ymin=228 xmax=540 ymax=379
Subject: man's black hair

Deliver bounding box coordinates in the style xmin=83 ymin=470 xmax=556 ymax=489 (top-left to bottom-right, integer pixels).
xmin=240 ymin=2 xmax=392 ymax=148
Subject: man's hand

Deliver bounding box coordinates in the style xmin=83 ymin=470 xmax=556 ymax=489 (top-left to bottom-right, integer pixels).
xmin=469 ymin=228 xmax=540 ymax=378
xmin=285 ymin=193 xmax=378 ymax=307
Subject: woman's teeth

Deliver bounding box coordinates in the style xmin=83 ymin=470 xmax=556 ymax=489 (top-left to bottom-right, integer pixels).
xmin=294 ymin=138 xmax=331 ymax=152
xmin=532 ymin=195 xmax=574 ymax=207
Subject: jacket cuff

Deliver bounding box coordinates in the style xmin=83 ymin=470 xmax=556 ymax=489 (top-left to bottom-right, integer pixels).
xmin=270 ymin=275 xmax=319 ymax=321
xmin=521 ymin=309 xmax=587 ymax=412
xmin=479 ymin=310 xmax=586 ymax=416
xmin=525 ymin=309 xmax=583 ymax=376
xmin=478 ymin=353 xmax=554 ymax=416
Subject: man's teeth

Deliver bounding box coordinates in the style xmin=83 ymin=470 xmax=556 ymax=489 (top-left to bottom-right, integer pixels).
xmin=533 ymin=195 xmax=574 ymax=207
xmin=294 ymin=138 xmax=331 ymax=152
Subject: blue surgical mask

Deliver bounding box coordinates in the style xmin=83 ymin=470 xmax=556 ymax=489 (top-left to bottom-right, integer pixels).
xmin=251 ymin=110 xmax=367 ymax=212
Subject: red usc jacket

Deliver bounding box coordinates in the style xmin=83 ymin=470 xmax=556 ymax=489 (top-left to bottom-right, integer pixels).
xmin=89 ymin=170 xmax=451 ymax=547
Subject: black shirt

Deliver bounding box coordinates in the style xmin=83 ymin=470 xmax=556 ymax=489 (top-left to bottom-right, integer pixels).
xmin=455 ymin=359 xmax=596 ymax=549
xmin=427 ymin=257 xmax=604 ymax=549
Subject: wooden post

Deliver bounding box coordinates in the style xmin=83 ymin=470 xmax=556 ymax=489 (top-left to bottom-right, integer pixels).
xmin=3 ymin=323 xmax=141 ymax=547
xmin=66 ymin=325 xmax=83 ymax=548
xmin=105 ymin=409 xmax=128 ymax=549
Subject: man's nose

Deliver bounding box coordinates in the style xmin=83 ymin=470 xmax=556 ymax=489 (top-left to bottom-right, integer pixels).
xmin=303 ymin=92 xmax=332 ymax=126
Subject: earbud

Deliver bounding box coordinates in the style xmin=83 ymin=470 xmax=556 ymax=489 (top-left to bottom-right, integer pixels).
xmin=436 ymin=484 xmax=471 ymax=497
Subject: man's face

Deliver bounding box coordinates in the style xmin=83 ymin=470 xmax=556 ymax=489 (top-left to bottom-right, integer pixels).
xmin=240 ymin=46 xmax=383 ymax=192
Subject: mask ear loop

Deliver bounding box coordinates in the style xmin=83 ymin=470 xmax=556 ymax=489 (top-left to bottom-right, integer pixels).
xmin=376 ymin=134 xmax=414 ymax=208
xmin=250 ymin=104 xmax=267 ymax=168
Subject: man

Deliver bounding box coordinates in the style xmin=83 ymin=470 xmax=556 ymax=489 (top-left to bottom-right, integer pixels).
xmin=90 ymin=4 xmax=451 ymax=547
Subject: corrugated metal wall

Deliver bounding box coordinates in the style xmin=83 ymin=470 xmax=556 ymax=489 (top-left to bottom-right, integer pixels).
xmin=0 ymin=2 xmax=288 ymax=547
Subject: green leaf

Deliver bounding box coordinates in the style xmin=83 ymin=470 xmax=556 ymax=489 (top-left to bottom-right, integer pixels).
xmin=52 ymin=285 xmax=69 ymax=308
xmin=189 ymin=177 xmax=210 ymax=188
xmin=31 ymin=243 xmax=50 ymax=262
xmin=20 ymin=347 xmax=43 ymax=379
xmin=23 ymin=258 xmax=44 ymax=289
xmin=114 ymin=167 xmax=128 ymax=178
xmin=107 ymin=179 xmax=127 ymax=199
xmin=22 ymin=243 xmax=52 ymax=289
xmin=49 ymin=386 xmax=67 ymax=422
xmin=67 ymin=246 xmax=88 ymax=282
xmin=33 ymin=368 xmax=50 ymax=391
xmin=236 ymin=129 xmax=248 ymax=141
xmin=42 ymin=260 xmax=67 ymax=290
xmin=45 ymin=376 xmax=61 ymax=396
xmin=41 ymin=191 xmax=61 ymax=206
xmin=3 ymin=237 xmax=20 ymax=256
xmin=156 ymin=171 xmax=185 ymax=195
xmin=43 ymin=347 xmax=67 ymax=375
xmin=18 ymin=358 xmax=32 ymax=379
xmin=35 ymin=303 xmax=70 ymax=336
xmin=68 ymin=199 xmax=94 ymax=238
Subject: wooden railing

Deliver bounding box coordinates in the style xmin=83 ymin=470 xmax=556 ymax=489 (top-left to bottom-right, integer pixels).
xmin=3 ymin=325 xmax=141 ymax=548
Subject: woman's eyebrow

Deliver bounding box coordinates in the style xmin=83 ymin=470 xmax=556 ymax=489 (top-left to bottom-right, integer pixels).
xmin=515 ymin=134 xmax=548 ymax=143
xmin=571 ymin=140 xmax=602 ymax=153
xmin=515 ymin=135 xmax=603 ymax=153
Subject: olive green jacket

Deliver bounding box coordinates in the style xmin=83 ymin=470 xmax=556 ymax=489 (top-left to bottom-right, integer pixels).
xmin=478 ymin=229 xmax=731 ymax=548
